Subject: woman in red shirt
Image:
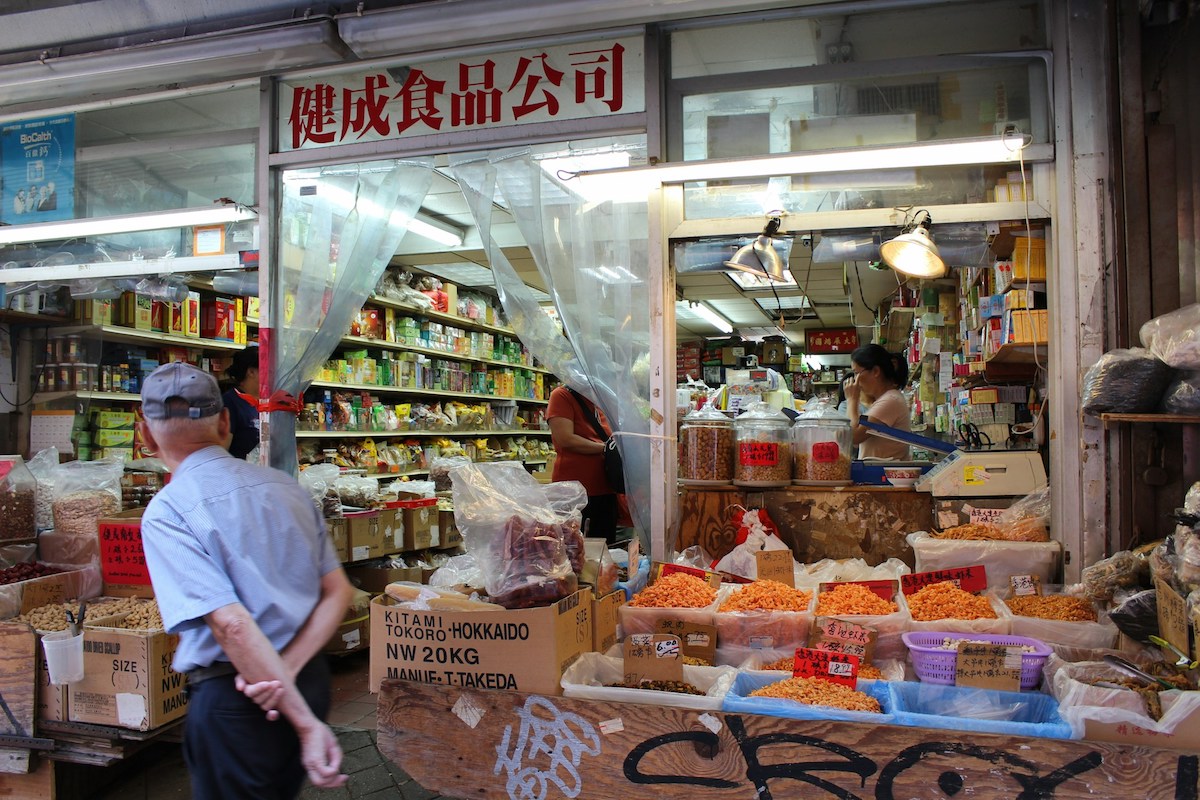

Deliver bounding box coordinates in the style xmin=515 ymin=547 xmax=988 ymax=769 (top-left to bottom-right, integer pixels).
xmin=547 ymin=385 xmax=619 ymax=543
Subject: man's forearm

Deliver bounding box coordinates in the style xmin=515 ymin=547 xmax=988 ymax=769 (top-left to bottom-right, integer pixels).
xmin=280 ymin=577 xmax=353 ymax=676
xmin=207 ymin=604 xmax=319 ymax=733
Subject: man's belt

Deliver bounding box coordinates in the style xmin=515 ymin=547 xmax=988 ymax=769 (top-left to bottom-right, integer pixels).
xmin=187 ymin=661 xmax=237 ymax=684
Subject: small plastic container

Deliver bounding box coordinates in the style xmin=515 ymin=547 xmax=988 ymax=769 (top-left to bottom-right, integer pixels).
xmin=679 ymin=403 xmax=735 ymax=485
xmin=42 ymin=630 xmax=86 ymax=685
xmin=733 ymin=402 xmax=793 ymax=487
xmin=0 ymin=454 xmax=37 ymax=540
xmin=791 ymin=400 xmax=852 ymax=485
xmin=902 ymin=631 xmax=1052 ymax=690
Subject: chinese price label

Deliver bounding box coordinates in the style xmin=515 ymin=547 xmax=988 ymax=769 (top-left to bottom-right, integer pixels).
xmin=901 ymin=565 xmax=988 ymax=595
xmin=792 ymin=646 xmax=859 ymax=688
xmin=97 ymin=521 xmax=152 ymax=585
xmin=623 ymin=633 xmax=684 ymax=684
xmin=1009 ymin=574 xmax=1042 ymax=597
xmin=810 ymin=617 xmax=878 ymax=661
xmin=811 ymin=441 xmax=841 ymax=463
xmin=755 ymin=549 xmax=795 ymax=587
xmin=1155 ymin=577 xmax=1190 ymax=658
xmin=739 ymin=442 xmax=780 ymax=467
xmin=655 ymin=619 xmax=717 ymax=665
xmin=954 ymin=642 xmax=1021 ymax=691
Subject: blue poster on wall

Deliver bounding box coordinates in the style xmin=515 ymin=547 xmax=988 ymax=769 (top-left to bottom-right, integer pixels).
xmin=1 ymin=113 xmax=75 ymax=225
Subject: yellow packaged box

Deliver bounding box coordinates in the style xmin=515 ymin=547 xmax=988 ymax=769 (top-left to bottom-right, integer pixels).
xmin=68 ymin=615 xmax=187 ymax=731
xmin=75 ymin=298 xmax=114 ymax=326
xmin=94 ymin=428 xmax=135 ymax=448
xmin=369 ymin=588 xmax=592 ymax=695
xmin=92 ymin=410 xmax=137 ymax=429
xmin=1011 ymin=237 xmax=1047 ymax=281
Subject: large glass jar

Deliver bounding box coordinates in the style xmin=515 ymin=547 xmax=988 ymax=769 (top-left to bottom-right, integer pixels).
xmin=0 ymin=455 xmax=37 ymax=540
xmin=792 ymin=401 xmax=853 ymax=484
xmin=679 ymin=404 xmax=735 ymax=484
xmin=733 ymin=402 xmax=793 ymax=487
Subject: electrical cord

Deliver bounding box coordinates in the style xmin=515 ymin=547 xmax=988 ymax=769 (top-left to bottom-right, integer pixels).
xmin=1007 ymin=134 xmax=1047 ymax=440
xmin=0 ymin=324 xmax=52 ymax=410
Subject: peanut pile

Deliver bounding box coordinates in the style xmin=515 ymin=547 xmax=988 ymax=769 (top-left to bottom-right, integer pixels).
xmin=680 ymin=425 xmax=735 ymax=482
xmin=18 ymin=597 xmax=147 ymax=632
xmin=794 ymin=452 xmax=852 ymax=483
xmin=750 ymin=676 xmax=882 ymax=713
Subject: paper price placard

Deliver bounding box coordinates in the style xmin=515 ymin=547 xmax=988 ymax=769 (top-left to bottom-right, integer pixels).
xmin=654 ymin=562 xmax=722 ymax=590
xmin=755 ymin=549 xmax=795 ymax=587
xmin=901 ymin=565 xmax=988 ymax=595
xmin=655 ymin=619 xmax=717 ymax=666
xmin=791 ymin=646 xmax=859 ymax=689
xmin=810 ymin=616 xmax=877 ymax=661
xmin=1155 ymin=577 xmax=1190 ymax=658
xmin=1009 ymin=574 xmax=1042 ymax=597
xmin=624 ymin=634 xmax=684 ymax=684
xmin=954 ymin=642 xmax=1020 ymax=691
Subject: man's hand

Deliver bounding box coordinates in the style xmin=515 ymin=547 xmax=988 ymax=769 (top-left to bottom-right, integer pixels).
xmin=235 ymin=674 xmax=284 ymax=722
xmin=299 ymin=722 xmax=348 ymax=789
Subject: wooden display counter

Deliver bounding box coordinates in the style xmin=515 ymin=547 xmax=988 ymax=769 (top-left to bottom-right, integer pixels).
xmin=377 ymin=681 xmax=1199 ymax=799
xmin=677 ymin=485 xmax=933 ymax=566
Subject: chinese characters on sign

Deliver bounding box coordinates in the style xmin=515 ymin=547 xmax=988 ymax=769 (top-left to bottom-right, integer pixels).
xmin=900 ymin=565 xmax=989 ymax=595
xmin=811 ymin=441 xmax=841 ymax=463
xmin=791 ymin=646 xmax=860 ymax=688
xmin=97 ymin=521 xmax=151 ymax=585
xmin=739 ymin=442 xmax=780 ymax=467
xmin=805 ymin=328 xmax=860 ymax=354
xmin=282 ymin=38 xmax=643 ymax=150
xmin=1 ymin=114 xmax=75 ymax=225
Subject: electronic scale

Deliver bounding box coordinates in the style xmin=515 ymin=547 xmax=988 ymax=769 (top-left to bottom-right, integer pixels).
xmin=913 ymin=449 xmax=1047 ymax=498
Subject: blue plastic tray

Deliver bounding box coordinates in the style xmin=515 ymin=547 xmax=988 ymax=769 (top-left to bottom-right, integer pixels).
xmin=722 ymin=671 xmax=896 ymax=725
xmin=888 ymin=682 xmax=1074 ymax=739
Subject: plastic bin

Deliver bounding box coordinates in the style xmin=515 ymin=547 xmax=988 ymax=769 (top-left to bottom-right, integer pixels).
xmin=889 ymin=682 xmax=1073 ymax=739
xmin=560 ymin=652 xmax=736 ymax=711
xmin=713 ymin=583 xmax=815 ymax=650
xmin=903 ymin=631 xmax=1052 ymax=690
xmin=722 ymin=671 xmax=896 ymax=725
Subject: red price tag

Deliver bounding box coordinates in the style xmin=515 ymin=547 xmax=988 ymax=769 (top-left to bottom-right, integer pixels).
xmin=791 ymin=646 xmax=859 ymax=688
xmin=811 ymin=442 xmax=841 ymax=463
xmin=901 ymin=565 xmax=988 ymax=595
xmin=739 ymin=442 xmax=780 ymax=467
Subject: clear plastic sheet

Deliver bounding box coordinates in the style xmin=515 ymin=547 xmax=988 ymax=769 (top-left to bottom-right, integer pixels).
xmin=212 ymin=270 xmax=260 ymax=297
xmin=26 ymin=447 xmax=58 ymax=532
xmin=449 ymin=461 xmax=584 ymax=608
xmin=1160 ymin=370 xmax=1200 ymax=414
xmin=449 ymin=148 xmax=652 ymax=540
xmin=995 ymin=485 xmax=1051 ymax=542
xmin=907 ymin=531 xmax=1061 ymax=591
xmin=50 ymin=457 xmax=124 ymax=536
xmin=1046 ymin=654 xmax=1200 ymax=739
xmin=1139 ymin=303 xmax=1200 ymax=369
xmin=797 ymin=557 xmax=912 ymax=584
xmin=269 ymin=159 xmax=435 ymax=477
xmin=1080 ymin=348 xmax=1174 ymax=414
xmin=889 ymin=682 xmax=1074 ymax=739
xmin=996 ymin=584 xmax=1118 ymax=651
xmin=713 ymin=582 xmax=816 ymax=651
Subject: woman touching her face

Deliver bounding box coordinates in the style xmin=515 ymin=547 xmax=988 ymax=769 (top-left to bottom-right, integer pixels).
xmin=846 ymin=344 xmax=911 ymax=460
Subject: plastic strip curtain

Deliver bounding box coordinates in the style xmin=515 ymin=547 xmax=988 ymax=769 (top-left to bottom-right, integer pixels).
xmin=449 ymin=148 xmax=652 ymax=536
xmin=268 ymin=158 xmax=435 ymax=474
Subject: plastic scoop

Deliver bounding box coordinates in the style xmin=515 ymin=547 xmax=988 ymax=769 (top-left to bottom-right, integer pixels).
xmin=1148 ymin=635 xmax=1199 ymax=670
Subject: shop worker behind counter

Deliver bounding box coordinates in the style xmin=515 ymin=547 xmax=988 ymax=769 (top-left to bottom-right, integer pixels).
xmin=223 ymin=344 xmax=261 ymax=461
xmin=846 ymin=343 xmax=912 ymax=461
xmin=136 ymin=361 xmax=353 ymax=799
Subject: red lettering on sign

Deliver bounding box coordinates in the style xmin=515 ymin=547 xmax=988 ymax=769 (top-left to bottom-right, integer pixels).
xmin=739 ymin=442 xmax=780 ymax=467
xmin=451 ymin=60 xmax=503 ymax=127
xmin=507 ymin=53 xmax=564 ymax=119
xmin=812 ymin=441 xmax=840 ymax=463
xmin=393 ymin=69 xmax=447 ymax=133
xmin=792 ymin=646 xmax=859 ymax=689
xmin=901 ymin=565 xmax=989 ymax=595
xmin=341 ymin=74 xmax=392 ymax=140
xmin=289 ymin=83 xmax=338 ymax=149
xmin=569 ymin=43 xmax=624 ymax=112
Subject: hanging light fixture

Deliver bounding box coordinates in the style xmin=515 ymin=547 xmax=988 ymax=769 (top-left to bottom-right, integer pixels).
xmin=879 ymin=209 xmax=946 ymax=279
xmin=724 ymin=215 xmax=788 ymax=282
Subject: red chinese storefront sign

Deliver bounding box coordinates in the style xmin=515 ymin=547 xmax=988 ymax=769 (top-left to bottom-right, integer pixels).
xmin=805 ymin=328 xmax=860 ymax=354
xmin=281 ymin=37 xmax=644 ymax=151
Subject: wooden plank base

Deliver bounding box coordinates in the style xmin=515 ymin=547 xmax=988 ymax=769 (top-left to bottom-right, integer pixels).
xmin=378 ymin=680 xmax=1200 ymax=800
xmin=0 ymin=622 xmax=37 ymax=775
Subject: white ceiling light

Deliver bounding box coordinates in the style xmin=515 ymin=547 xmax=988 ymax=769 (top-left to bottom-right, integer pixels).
xmin=571 ymin=135 xmax=1043 ymax=201
xmin=724 ymin=216 xmax=789 ymax=282
xmin=406 ymin=214 xmax=465 ymax=248
xmin=415 ymin=262 xmax=494 ymax=286
xmin=0 ymin=203 xmax=257 ymax=246
xmin=0 ymin=253 xmax=239 ymax=284
xmin=677 ymin=300 xmax=733 ymax=334
xmin=879 ymin=210 xmax=947 ymax=279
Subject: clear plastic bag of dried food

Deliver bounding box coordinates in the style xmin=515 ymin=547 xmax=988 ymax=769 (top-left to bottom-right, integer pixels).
xmin=50 ymin=457 xmax=124 ymax=536
xmin=995 ymin=486 xmax=1051 ymax=542
xmin=1073 ymin=550 xmax=1147 ymax=605
xmin=1140 ymin=303 xmax=1200 ymax=370
xmin=449 ymin=461 xmax=583 ymax=608
xmin=26 ymin=447 xmax=58 ymax=532
xmin=332 ymin=474 xmax=378 ymax=509
xmin=299 ymin=464 xmax=343 ymax=519
xmin=1080 ymin=348 xmax=1175 ymax=414
xmin=428 ymin=455 xmax=470 ymax=493
xmin=1160 ymin=370 xmax=1200 ymax=414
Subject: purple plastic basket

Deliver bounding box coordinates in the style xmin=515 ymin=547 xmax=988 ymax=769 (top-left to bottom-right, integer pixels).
xmin=902 ymin=631 xmax=1053 ymax=690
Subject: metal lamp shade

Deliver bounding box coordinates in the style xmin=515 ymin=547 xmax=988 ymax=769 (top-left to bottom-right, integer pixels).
xmin=724 ymin=235 xmax=788 ymax=282
xmin=879 ymin=227 xmax=947 ymax=279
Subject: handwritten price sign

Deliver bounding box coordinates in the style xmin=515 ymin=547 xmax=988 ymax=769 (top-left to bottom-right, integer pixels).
xmin=810 ymin=617 xmax=878 ymax=660
xmin=1009 ymin=574 xmax=1042 ymax=597
xmin=739 ymin=442 xmax=780 ymax=467
xmin=791 ymin=646 xmax=859 ymax=688
xmin=901 ymin=565 xmax=988 ymax=595
xmin=655 ymin=619 xmax=716 ymax=665
xmin=624 ymin=634 xmax=684 ymax=684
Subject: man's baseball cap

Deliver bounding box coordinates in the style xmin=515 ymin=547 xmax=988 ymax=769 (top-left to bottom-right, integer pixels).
xmin=141 ymin=362 xmax=223 ymax=420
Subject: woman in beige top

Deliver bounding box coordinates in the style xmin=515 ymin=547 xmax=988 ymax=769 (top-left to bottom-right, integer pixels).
xmin=845 ymin=343 xmax=912 ymax=460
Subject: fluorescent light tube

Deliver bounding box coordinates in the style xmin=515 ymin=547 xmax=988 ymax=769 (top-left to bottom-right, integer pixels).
xmin=573 ymin=136 xmax=1048 ymax=201
xmin=407 ymin=214 xmax=465 ymax=247
xmin=0 ymin=204 xmax=256 ymax=246
xmin=690 ymin=301 xmax=733 ymax=334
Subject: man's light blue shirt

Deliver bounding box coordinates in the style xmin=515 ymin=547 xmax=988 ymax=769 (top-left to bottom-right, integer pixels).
xmin=140 ymin=446 xmax=340 ymax=673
